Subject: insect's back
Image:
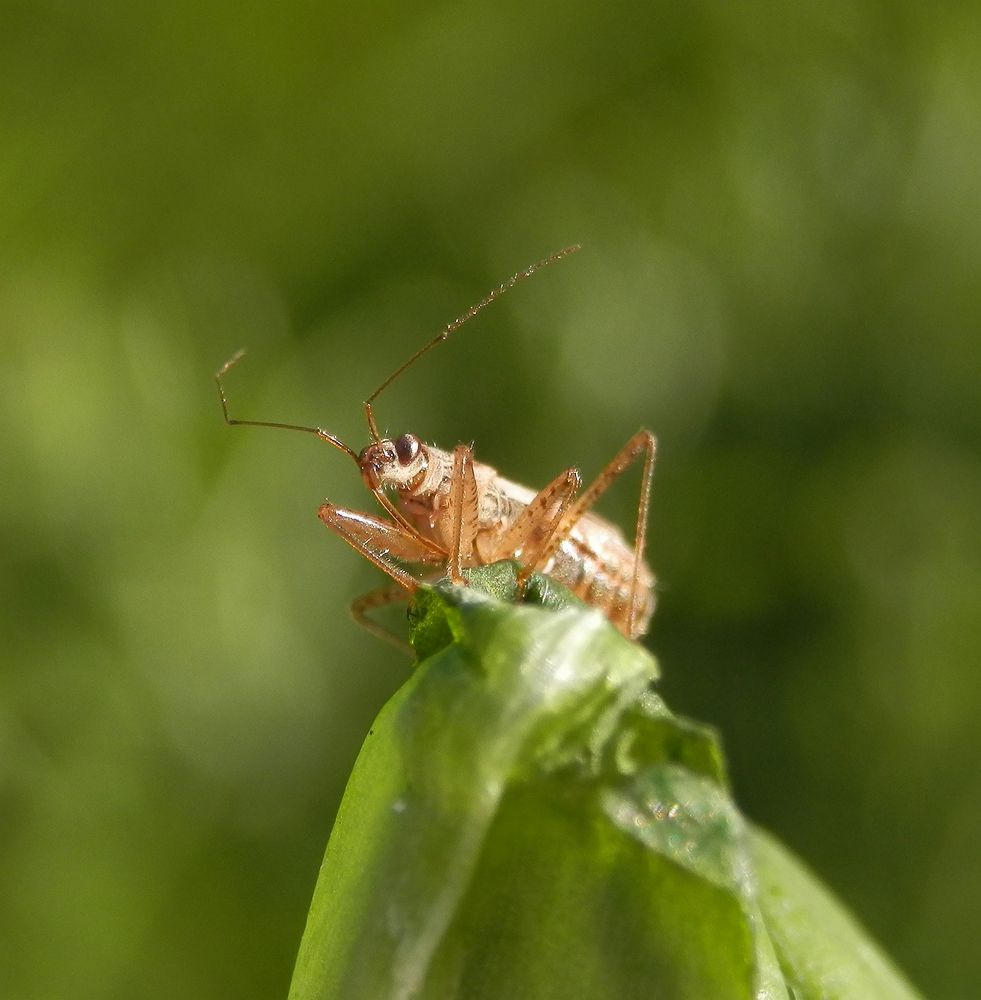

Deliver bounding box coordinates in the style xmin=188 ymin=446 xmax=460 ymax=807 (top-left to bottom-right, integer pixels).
xmin=478 ymin=474 xmax=656 ymax=639
xmin=546 ymin=510 xmax=656 ymax=639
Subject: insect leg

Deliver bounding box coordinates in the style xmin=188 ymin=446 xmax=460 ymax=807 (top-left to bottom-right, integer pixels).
xmin=446 ymin=444 xmax=480 ymax=584
xmin=317 ymin=503 xmax=446 ymax=593
xmin=485 ymin=467 xmax=582 ymax=573
xmin=350 ymin=583 xmax=414 ymax=654
xmin=531 ymin=430 xmax=657 ymax=638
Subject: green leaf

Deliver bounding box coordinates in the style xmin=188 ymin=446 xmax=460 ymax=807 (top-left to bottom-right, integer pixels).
xmin=749 ymin=828 xmax=921 ymax=999
xmin=288 ymin=563 xmax=922 ymax=1000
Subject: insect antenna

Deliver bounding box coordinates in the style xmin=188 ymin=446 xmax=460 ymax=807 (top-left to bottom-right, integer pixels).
xmin=363 ymin=244 xmax=581 ymax=441
xmin=215 ymin=349 xmax=360 ymax=462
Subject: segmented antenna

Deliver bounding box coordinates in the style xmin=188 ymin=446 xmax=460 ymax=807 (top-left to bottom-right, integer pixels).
xmin=215 ymin=350 xmax=360 ymax=462
xmin=363 ymin=244 xmax=581 ymax=441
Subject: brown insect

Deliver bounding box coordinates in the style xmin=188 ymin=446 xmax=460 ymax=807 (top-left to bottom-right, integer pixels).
xmin=216 ymin=246 xmax=657 ymax=645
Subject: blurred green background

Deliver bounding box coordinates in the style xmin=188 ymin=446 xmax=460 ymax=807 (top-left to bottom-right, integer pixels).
xmin=2 ymin=2 xmax=979 ymax=997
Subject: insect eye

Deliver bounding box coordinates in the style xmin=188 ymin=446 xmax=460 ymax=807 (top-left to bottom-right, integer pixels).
xmin=395 ymin=434 xmax=420 ymax=464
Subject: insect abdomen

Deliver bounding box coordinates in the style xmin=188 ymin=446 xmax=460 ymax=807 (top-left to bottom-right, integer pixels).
xmin=547 ymin=519 xmax=655 ymax=639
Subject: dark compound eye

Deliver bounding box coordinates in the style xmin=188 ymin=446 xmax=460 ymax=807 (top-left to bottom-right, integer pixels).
xmin=394 ymin=434 xmax=420 ymax=464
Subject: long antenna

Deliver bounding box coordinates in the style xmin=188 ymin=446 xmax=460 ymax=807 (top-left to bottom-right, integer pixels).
xmin=215 ymin=350 xmax=360 ymax=462
xmin=363 ymin=244 xmax=581 ymax=441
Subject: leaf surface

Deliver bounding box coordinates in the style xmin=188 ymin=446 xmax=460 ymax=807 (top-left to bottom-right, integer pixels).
xmin=289 ymin=564 xmax=921 ymax=1000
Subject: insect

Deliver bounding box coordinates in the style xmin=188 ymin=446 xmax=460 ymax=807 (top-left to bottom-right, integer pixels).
xmin=216 ymin=246 xmax=657 ymax=644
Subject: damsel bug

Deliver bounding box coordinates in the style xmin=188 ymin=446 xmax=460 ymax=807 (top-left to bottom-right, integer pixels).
xmin=216 ymin=247 xmax=657 ymax=644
